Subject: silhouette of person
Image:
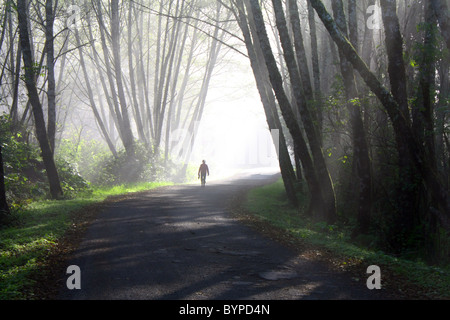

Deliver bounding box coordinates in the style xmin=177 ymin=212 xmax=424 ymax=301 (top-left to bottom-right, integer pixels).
xmin=198 ymin=160 xmax=209 ymax=187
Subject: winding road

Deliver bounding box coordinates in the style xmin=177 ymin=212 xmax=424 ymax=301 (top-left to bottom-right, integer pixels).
xmin=58 ymin=169 xmax=393 ymax=300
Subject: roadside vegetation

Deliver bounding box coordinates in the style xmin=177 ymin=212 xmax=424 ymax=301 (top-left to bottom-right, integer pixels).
xmin=0 ymin=181 xmax=172 ymax=300
xmin=0 ymin=116 xmax=183 ymax=299
xmin=243 ymin=178 xmax=450 ymax=299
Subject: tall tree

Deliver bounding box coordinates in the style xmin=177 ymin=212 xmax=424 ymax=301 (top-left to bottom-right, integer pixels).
xmin=73 ymin=15 xmax=118 ymax=158
xmin=332 ymin=0 xmax=373 ymax=234
xmin=307 ymin=0 xmax=450 ymax=256
xmin=307 ymin=0 xmax=322 ymax=134
xmin=45 ymin=0 xmax=56 ymax=152
xmin=380 ymin=0 xmax=424 ymax=244
xmin=17 ymin=0 xmax=63 ymax=199
xmin=430 ymin=0 xmax=450 ymax=50
xmin=127 ymin=0 xmax=147 ymax=147
xmin=247 ymin=0 xmax=328 ymax=220
xmin=110 ymin=0 xmax=135 ymax=158
xmin=233 ymin=0 xmax=298 ymax=207
xmin=0 ymin=145 xmax=10 ymax=224
xmin=271 ymin=0 xmax=337 ymax=223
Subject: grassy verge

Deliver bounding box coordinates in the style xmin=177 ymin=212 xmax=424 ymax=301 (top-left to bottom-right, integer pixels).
xmin=0 ymin=181 xmax=172 ymax=300
xmin=242 ymin=178 xmax=450 ymax=299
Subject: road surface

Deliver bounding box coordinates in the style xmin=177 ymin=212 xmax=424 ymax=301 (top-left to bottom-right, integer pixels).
xmin=58 ymin=169 xmax=393 ymax=300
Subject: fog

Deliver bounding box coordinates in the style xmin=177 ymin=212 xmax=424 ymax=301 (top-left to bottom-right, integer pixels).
xmin=190 ymin=57 xmax=281 ymax=180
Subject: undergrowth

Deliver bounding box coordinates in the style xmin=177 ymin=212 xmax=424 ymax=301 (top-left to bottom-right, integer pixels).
xmin=0 ymin=181 xmax=172 ymax=300
xmin=244 ymin=178 xmax=450 ymax=299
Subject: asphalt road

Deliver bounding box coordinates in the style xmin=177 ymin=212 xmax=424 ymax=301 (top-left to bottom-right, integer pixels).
xmin=58 ymin=169 xmax=392 ymax=300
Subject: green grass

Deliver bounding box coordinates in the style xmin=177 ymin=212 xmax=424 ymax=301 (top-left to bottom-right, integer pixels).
xmin=0 ymin=181 xmax=172 ymax=300
xmin=244 ymin=178 xmax=450 ymax=299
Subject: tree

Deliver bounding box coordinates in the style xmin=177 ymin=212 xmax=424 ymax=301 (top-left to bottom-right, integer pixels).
xmin=110 ymin=0 xmax=135 ymax=158
xmin=307 ymin=0 xmax=450 ymax=259
xmin=0 ymin=145 xmax=10 ymax=223
xmin=331 ymin=0 xmax=373 ymax=235
xmin=45 ymin=0 xmax=56 ymax=153
xmin=73 ymin=14 xmax=118 ymax=158
xmin=246 ymin=0 xmax=329 ymax=219
xmin=17 ymin=0 xmax=63 ymax=200
xmin=253 ymin=0 xmax=337 ymax=222
xmin=232 ymin=0 xmax=298 ymax=207
xmin=430 ymin=0 xmax=450 ymax=50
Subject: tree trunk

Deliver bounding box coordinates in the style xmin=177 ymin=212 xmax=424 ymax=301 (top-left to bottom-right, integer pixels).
xmin=127 ymin=0 xmax=147 ymax=147
xmin=174 ymin=13 xmax=199 ymax=131
xmin=307 ymin=0 xmax=450 ymax=234
xmin=134 ymin=4 xmax=154 ymax=145
xmin=86 ymin=14 xmax=121 ymax=143
xmin=332 ymin=0 xmax=373 ymax=234
xmin=74 ymin=20 xmax=118 ymax=158
xmin=415 ymin=0 xmax=440 ymax=262
xmin=247 ymin=0 xmax=327 ymax=219
xmin=436 ymin=39 xmax=449 ymax=189
xmin=380 ymin=0 xmax=423 ymax=246
xmin=178 ymin=2 xmax=227 ymax=177
xmin=272 ymin=0 xmax=337 ymax=223
xmin=17 ymin=0 xmax=63 ymax=199
xmin=94 ymin=0 xmax=128 ymax=152
xmin=235 ymin=1 xmax=298 ymax=207
xmin=10 ymin=41 xmax=22 ymax=128
xmin=307 ymin=0 xmax=323 ymax=134
xmin=430 ymin=0 xmax=450 ymax=50
xmin=0 ymin=145 xmax=10 ymax=223
xmin=165 ymin=4 xmax=191 ymax=162
xmin=45 ymin=0 xmax=56 ymax=153
xmin=111 ymin=0 xmax=135 ymax=158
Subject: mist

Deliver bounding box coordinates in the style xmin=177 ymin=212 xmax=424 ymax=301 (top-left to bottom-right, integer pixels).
xmin=1 ymin=0 xmax=449 ymax=264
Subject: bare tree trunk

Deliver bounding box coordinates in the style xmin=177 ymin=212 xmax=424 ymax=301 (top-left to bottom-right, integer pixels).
xmin=45 ymin=0 xmax=56 ymax=153
xmin=332 ymin=0 xmax=373 ymax=234
xmin=86 ymin=14 xmax=120 ymax=143
xmin=74 ymin=19 xmax=118 ymax=158
xmin=10 ymin=41 xmax=21 ymax=128
xmin=436 ymin=41 xmax=449 ymax=189
xmin=111 ymin=0 xmax=135 ymax=158
xmin=174 ymin=14 xmax=199 ymax=130
xmin=380 ymin=0 xmax=423 ymax=245
xmin=247 ymin=0 xmax=327 ymax=219
xmin=134 ymin=3 xmax=154 ymax=145
xmin=5 ymin=0 xmax=21 ymax=128
xmin=414 ymin=1 xmax=438 ymax=170
xmin=307 ymin=0 xmax=323 ymax=134
xmin=154 ymin=0 xmax=175 ymax=152
xmin=234 ymin=0 xmax=298 ymax=207
xmin=415 ymin=1 xmax=440 ymax=261
xmin=307 ymin=0 xmax=320 ymax=94
xmin=181 ymin=3 xmax=226 ymax=167
xmin=380 ymin=0 xmax=410 ymax=121
xmin=272 ymin=0 xmax=337 ymax=223
xmin=165 ymin=3 xmax=191 ymax=162
xmin=0 ymin=145 xmax=10 ymax=224
xmin=94 ymin=0 xmax=129 ymax=152
xmin=17 ymin=0 xmax=63 ymax=199
xmin=127 ymin=0 xmax=147 ymax=146
xmin=430 ymin=0 xmax=450 ymax=50
xmin=307 ymin=0 xmax=450 ymax=235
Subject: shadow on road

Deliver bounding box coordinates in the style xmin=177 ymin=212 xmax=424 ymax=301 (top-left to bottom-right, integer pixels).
xmin=58 ymin=168 xmax=392 ymax=300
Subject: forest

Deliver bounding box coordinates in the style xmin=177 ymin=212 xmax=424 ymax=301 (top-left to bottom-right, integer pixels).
xmin=0 ymin=0 xmax=449 ymax=278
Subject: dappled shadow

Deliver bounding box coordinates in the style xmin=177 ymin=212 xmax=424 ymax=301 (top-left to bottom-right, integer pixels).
xmin=58 ymin=172 xmax=392 ymax=300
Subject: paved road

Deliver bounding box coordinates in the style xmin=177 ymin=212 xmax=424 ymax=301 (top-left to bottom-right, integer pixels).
xmin=58 ymin=169 xmax=392 ymax=300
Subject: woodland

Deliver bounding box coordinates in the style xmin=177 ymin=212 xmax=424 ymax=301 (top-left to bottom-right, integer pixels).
xmin=0 ymin=0 xmax=449 ymax=267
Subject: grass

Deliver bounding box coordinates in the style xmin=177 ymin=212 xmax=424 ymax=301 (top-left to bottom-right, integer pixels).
xmin=244 ymin=178 xmax=450 ymax=299
xmin=0 ymin=181 xmax=172 ymax=300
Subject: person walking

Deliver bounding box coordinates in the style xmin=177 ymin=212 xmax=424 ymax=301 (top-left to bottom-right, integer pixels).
xmin=198 ymin=160 xmax=209 ymax=187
